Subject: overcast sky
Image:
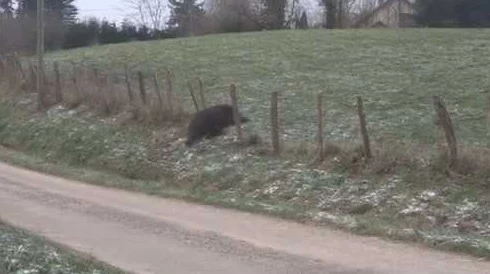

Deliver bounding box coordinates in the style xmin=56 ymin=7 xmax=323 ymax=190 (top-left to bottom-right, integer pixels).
xmin=75 ymin=0 xmax=323 ymax=25
xmin=75 ymin=0 xmax=126 ymax=22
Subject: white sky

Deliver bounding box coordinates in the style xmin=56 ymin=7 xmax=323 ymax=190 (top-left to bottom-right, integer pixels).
xmin=75 ymin=0 xmax=324 ymax=25
xmin=75 ymin=0 xmax=127 ymax=22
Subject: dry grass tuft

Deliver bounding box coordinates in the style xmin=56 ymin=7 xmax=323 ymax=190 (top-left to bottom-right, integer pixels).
xmin=0 ymin=58 xmax=193 ymax=128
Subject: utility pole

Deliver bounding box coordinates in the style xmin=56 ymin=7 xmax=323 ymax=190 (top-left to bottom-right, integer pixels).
xmin=37 ymin=0 xmax=45 ymax=110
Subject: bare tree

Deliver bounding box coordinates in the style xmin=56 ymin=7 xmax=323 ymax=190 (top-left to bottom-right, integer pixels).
xmin=284 ymin=0 xmax=304 ymax=28
xmin=351 ymin=0 xmax=380 ymax=14
xmin=318 ymin=0 xmax=364 ymax=28
xmin=350 ymin=0 xmax=388 ymax=27
xmin=124 ymin=0 xmax=167 ymax=30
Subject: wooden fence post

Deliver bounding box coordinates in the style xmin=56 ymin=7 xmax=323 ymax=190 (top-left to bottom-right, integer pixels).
xmin=229 ymin=83 xmax=243 ymax=143
xmin=29 ymin=61 xmax=36 ymax=91
xmin=4 ymin=57 xmax=15 ymax=88
xmin=188 ymin=80 xmax=200 ymax=112
xmin=102 ymin=73 xmax=112 ymax=114
xmin=88 ymin=67 xmax=98 ymax=107
xmin=9 ymin=55 xmax=18 ymax=88
xmin=4 ymin=56 xmax=13 ymax=89
xmin=197 ymin=77 xmax=206 ymax=109
xmin=153 ymin=73 xmax=164 ymax=111
xmin=13 ymin=53 xmax=26 ymax=87
xmin=138 ymin=71 xmax=147 ymax=105
xmin=433 ymin=95 xmax=458 ymax=167
xmin=317 ymin=92 xmax=325 ymax=161
xmin=165 ymin=69 xmax=174 ymax=115
xmin=71 ymin=62 xmax=80 ymax=95
xmin=36 ymin=0 xmax=46 ymax=110
xmin=271 ymin=91 xmax=280 ymax=155
xmin=53 ymin=62 xmax=62 ymax=103
xmin=124 ymin=65 xmax=134 ymax=102
xmin=0 ymin=57 xmax=5 ymax=80
xmin=107 ymin=73 xmax=115 ymax=100
xmin=90 ymin=67 xmax=99 ymax=104
xmin=357 ymin=96 xmax=372 ymax=159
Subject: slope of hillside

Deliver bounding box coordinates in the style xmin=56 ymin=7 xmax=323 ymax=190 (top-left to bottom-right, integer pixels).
xmin=0 ymin=221 xmax=124 ymax=274
xmin=48 ymin=29 xmax=490 ymax=146
xmin=3 ymin=29 xmax=490 ymax=260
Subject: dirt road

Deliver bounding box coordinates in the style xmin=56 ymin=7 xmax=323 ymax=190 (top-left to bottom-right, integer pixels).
xmin=0 ymin=162 xmax=488 ymax=274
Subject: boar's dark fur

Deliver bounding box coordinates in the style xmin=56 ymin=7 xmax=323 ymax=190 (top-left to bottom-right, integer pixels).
xmin=185 ymin=104 xmax=249 ymax=147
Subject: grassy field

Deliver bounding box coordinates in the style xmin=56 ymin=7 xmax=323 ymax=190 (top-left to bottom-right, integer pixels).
xmin=0 ymin=221 xmax=125 ymax=274
xmin=47 ymin=28 xmax=490 ymax=146
xmin=2 ymin=29 xmax=490 ymax=259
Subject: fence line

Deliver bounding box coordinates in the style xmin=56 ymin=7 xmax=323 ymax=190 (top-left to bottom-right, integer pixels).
xmin=0 ymin=54 xmax=475 ymax=168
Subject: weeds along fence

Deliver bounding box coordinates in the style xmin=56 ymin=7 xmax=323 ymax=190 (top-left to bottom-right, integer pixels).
xmin=0 ymin=54 xmax=198 ymax=124
xmin=0 ymin=53 xmax=483 ymax=172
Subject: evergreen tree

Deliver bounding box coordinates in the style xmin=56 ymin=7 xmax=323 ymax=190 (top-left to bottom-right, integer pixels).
xmin=167 ymin=0 xmax=205 ymax=37
xmin=120 ymin=19 xmax=138 ymax=41
xmin=99 ymin=20 xmax=124 ymax=44
xmin=17 ymin=0 xmax=77 ymax=23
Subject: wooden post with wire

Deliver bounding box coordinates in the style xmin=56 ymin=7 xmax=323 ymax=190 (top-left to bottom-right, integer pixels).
xmin=165 ymin=69 xmax=174 ymax=115
xmin=271 ymin=91 xmax=280 ymax=155
xmin=36 ymin=0 xmax=45 ymax=110
xmin=137 ymin=71 xmax=147 ymax=105
xmin=188 ymin=80 xmax=200 ymax=112
xmin=53 ymin=61 xmax=62 ymax=103
xmin=357 ymin=96 xmax=372 ymax=159
xmin=229 ymin=82 xmax=243 ymax=143
xmin=153 ymin=73 xmax=164 ymax=111
xmin=13 ymin=52 xmax=26 ymax=88
xmin=197 ymin=77 xmax=206 ymax=109
xmin=124 ymin=65 xmax=134 ymax=102
xmin=317 ymin=92 xmax=325 ymax=161
xmin=433 ymin=95 xmax=458 ymax=167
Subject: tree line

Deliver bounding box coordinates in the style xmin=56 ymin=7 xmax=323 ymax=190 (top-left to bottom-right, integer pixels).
xmin=1 ymin=0 xmax=490 ymax=55
xmin=0 ymin=0 xmax=179 ymax=54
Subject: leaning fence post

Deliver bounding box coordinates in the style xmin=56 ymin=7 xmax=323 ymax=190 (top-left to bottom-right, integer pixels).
xmin=188 ymin=80 xmax=200 ymax=112
xmin=357 ymin=96 xmax=372 ymax=159
xmin=433 ymin=95 xmax=458 ymax=167
xmin=271 ymin=91 xmax=280 ymax=155
xmin=229 ymin=82 xmax=244 ymax=143
xmin=317 ymin=92 xmax=325 ymax=161
xmin=137 ymin=71 xmax=147 ymax=105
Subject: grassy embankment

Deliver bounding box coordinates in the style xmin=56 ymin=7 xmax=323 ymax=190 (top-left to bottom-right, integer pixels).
xmin=1 ymin=29 xmax=490 ymax=258
xmin=0 ymin=221 xmax=125 ymax=274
